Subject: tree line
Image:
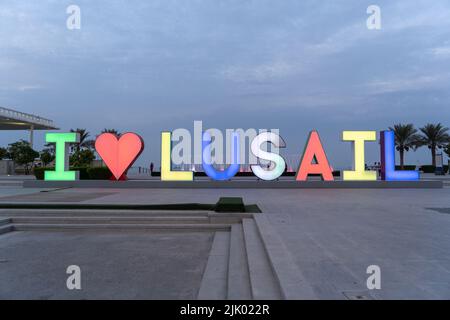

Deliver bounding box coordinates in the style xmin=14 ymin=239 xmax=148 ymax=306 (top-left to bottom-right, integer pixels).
xmin=0 ymin=128 xmax=119 ymax=174
xmin=390 ymin=123 xmax=449 ymax=169
xmin=0 ymin=124 xmax=449 ymax=174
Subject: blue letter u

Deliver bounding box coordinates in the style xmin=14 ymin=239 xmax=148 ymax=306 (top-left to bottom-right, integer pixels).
xmin=202 ymin=132 xmax=240 ymax=181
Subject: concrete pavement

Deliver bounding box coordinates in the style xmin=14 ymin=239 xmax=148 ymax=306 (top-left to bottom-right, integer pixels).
xmin=0 ymin=179 xmax=449 ymax=299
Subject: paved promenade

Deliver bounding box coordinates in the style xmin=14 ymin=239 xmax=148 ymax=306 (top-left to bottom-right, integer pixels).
xmin=0 ymin=176 xmax=449 ymax=299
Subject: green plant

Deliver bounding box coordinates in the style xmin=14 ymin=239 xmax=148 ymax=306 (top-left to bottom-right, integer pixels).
xmin=7 ymin=140 xmax=39 ymax=174
xmin=0 ymin=147 xmax=8 ymax=160
xmin=40 ymin=149 xmax=55 ymax=166
xmin=420 ymin=165 xmax=449 ymax=173
xmin=389 ymin=123 xmax=420 ymax=169
xmin=33 ymin=167 xmax=47 ymax=180
xmin=72 ymin=167 xmax=90 ymax=179
xmin=70 ymin=149 xmax=95 ymax=167
xmin=87 ymin=167 xmax=113 ymax=180
xmin=215 ymin=197 xmax=245 ymax=212
xmin=416 ymin=123 xmax=450 ymax=166
xmin=445 ymin=144 xmax=450 ymax=159
xmin=395 ymin=165 xmax=417 ymax=171
xmin=101 ymin=128 xmax=121 ymax=136
xmin=70 ymin=128 xmax=94 ymax=151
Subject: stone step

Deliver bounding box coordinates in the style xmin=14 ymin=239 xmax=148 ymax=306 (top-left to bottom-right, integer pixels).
xmin=242 ymin=218 xmax=282 ymax=299
xmin=253 ymin=214 xmax=316 ymax=299
xmin=9 ymin=216 xmax=209 ymax=225
xmin=207 ymin=212 xmax=254 ymax=224
xmin=197 ymin=231 xmax=230 ymax=299
xmin=12 ymin=223 xmax=231 ymax=232
xmin=0 ymin=218 xmax=11 ymax=226
xmin=0 ymin=224 xmax=13 ymax=235
xmin=0 ymin=209 xmax=210 ymax=217
xmin=227 ymin=223 xmax=252 ymax=299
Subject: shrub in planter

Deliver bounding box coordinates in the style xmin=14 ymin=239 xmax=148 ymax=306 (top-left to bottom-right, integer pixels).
xmin=33 ymin=167 xmax=89 ymax=180
xmin=71 ymin=167 xmax=89 ymax=180
xmin=420 ymin=165 xmax=449 ymax=173
xmin=33 ymin=167 xmax=48 ymax=180
xmin=395 ymin=165 xmax=417 ymax=171
xmin=87 ymin=167 xmax=113 ymax=180
xmin=420 ymin=165 xmax=435 ymax=173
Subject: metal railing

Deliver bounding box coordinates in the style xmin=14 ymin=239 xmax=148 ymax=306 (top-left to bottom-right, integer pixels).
xmin=0 ymin=106 xmax=55 ymax=128
xmin=127 ymin=166 xmax=152 ymax=176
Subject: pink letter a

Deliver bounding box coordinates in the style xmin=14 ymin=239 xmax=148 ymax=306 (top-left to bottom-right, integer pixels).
xmin=296 ymin=131 xmax=334 ymax=181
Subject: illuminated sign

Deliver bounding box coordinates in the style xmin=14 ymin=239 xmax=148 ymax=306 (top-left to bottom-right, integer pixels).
xmin=202 ymin=131 xmax=240 ymax=181
xmin=43 ymin=129 xmax=420 ymax=182
xmin=296 ymin=131 xmax=334 ymax=181
xmin=251 ymin=132 xmax=286 ymax=181
xmin=380 ymin=130 xmax=419 ymax=181
xmin=44 ymin=132 xmax=80 ymax=181
xmin=95 ymin=132 xmax=144 ymax=180
xmin=161 ymin=132 xmax=193 ymax=181
xmin=342 ymin=131 xmax=377 ymax=181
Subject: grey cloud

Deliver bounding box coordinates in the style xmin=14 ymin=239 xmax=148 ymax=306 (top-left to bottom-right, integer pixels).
xmin=0 ymin=0 xmax=449 ymax=168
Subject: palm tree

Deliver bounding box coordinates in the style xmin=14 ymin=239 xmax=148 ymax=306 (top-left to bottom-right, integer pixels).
xmin=389 ymin=123 xmax=420 ymax=169
xmin=70 ymin=128 xmax=94 ymax=152
xmin=416 ymin=123 xmax=450 ymax=166
xmin=101 ymin=128 xmax=120 ymax=136
xmin=445 ymin=143 xmax=450 ymax=159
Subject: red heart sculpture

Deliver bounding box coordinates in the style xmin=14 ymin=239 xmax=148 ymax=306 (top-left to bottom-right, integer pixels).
xmin=95 ymin=132 xmax=144 ymax=180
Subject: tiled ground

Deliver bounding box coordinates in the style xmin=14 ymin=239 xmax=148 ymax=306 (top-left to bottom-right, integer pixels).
xmin=0 ymin=179 xmax=449 ymax=299
xmin=0 ymin=231 xmax=213 ymax=299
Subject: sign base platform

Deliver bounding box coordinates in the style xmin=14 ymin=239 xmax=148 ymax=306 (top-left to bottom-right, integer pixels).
xmin=23 ymin=180 xmax=443 ymax=189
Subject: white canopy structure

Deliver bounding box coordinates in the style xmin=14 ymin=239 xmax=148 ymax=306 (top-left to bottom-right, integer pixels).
xmin=0 ymin=107 xmax=58 ymax=147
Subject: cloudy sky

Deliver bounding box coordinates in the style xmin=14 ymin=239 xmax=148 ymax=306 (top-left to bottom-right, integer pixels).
xmin=1 ymin=0 xmax=449 ymax=168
